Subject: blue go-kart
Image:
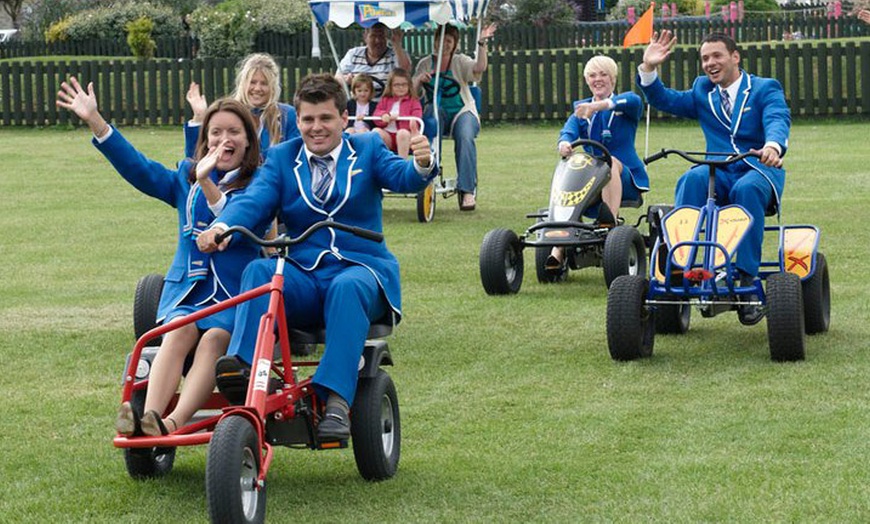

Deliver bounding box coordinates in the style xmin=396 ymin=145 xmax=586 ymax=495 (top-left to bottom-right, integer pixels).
xmin=606 ymin=148 xmax=830 ymax=362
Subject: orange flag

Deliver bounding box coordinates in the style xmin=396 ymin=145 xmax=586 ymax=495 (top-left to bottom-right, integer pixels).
xmin=623 ymin=3 xmax=655 ymax=48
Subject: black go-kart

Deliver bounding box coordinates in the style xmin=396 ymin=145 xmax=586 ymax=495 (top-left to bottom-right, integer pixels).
xmin=479 ymin=139 xmax=657 ymax=295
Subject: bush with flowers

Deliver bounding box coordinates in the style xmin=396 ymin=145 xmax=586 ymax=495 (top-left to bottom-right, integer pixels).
xmin=189 ymin=0 xmax=312 ymax=58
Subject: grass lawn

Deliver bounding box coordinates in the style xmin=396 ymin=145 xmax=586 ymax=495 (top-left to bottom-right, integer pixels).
xmin=0 ymin=121 xmax=868 ymax=522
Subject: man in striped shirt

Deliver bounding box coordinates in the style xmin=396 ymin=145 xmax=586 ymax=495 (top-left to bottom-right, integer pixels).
xmin=337 ymin=23 xmax=411 ymax=102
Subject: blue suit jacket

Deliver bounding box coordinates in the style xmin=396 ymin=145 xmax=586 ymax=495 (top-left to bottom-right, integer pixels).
xmin=94 ymin=128 xmax=267 ymax=323
xmin=184 ymin=102 xmax=300 ymax=159
xmin=558 ymin=91 xmax=649 ymax=192
xmin=638 ymin=71 xmax=790 ymax=209
xmin=216 ymin=132 xmax=438 ymax=320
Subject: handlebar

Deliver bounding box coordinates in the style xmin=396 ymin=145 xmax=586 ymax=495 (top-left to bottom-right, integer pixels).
xmin=215 ymin=220 xmax=384 ymax=247
xmin=357 ymin=116 xmax=425 ymax=135
xmin=643 ymin=149 xmax=761 ymax=166
xmin=568 ymin=138 xmax=612 ymax=167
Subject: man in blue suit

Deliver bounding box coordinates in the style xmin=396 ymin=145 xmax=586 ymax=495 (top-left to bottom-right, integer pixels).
xmin=637 ymin=31 xmax=791 ymax=325
xmin=197 ymin=74 xmax=436 ymax=440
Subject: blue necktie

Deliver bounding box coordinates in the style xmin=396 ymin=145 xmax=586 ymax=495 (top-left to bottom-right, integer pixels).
xmin=721 ymin=89 xmax=732 ymax=118
xmin=311 ymin=155 xmax=334 ymax=203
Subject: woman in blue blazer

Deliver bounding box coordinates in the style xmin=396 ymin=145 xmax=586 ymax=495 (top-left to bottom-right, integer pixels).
xmin=57 ymin=78 xmax=271 ymax=437
xmin=552 ymin=55 xmax=648 ymax=269
xmin=184 ymin=53 xmax=300 ymax=159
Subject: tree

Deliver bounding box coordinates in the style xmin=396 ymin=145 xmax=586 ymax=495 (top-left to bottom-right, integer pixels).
xmin=1 ymin=0 xmax=26 ymax=29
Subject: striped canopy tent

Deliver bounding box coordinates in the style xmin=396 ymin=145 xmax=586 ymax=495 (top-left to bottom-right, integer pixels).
xmin=308 ymin=0 xmax=491 ymax=29
xmin=309 ymin=0 xmax=492 ymax=170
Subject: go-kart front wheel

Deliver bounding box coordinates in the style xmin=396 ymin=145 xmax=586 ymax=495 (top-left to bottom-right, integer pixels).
xmin=766 ymin=272 xmax=806 ymax=362
xmin=351 ymin=369 xmax=401 ymax=481
xmin=416 ymin=181 xmax=436 ymax=223
xmin=206 ymin=415 xmax=266 ymax=524
xmin=602 ymin=226 xmax=647 ymax=288
xmin=802 ymin=252 xmax=830 ymax=335
xmin=479 ymin=228 xmax=524 ymax=295
xmin=606 ymin=275 xmax=655 ymax=361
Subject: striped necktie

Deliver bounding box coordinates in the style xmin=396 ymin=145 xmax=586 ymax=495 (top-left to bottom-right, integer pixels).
xmin=721 ymin=89 xmax=732 ymax=117
xmin=311 ymin=155 xmax=334 ymax=203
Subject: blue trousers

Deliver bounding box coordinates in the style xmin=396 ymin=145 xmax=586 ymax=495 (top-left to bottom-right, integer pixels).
xmin=423 ymin=108 xmax=480 ymax=194
xmin=674 ymin=165 xmax=773 ymax=277
xmin=227 ymin=257 xmax=386 ymax=404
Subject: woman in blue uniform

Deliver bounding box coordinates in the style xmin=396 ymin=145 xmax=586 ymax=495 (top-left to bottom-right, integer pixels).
xmin=184 ymin=53 xmax=299 ymax=159
xmin=550 ymin=55 xmax=649 ymax=269
xmin=57 ymin=77 xmax=270 ymax=437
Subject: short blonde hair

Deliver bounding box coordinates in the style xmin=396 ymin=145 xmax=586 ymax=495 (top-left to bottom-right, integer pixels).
xmin=583 ymin=55 xmax=618 ymax=85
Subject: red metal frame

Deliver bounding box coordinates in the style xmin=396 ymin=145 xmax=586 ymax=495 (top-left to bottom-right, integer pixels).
xmin=113 ymin=259 xmax=320 ymax=482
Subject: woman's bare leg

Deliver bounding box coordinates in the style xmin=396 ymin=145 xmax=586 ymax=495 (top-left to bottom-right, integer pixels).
xmin=143 ymin=323 xmax=200 ymax=417
xmin=164 ymin=327 xmax=231 ymax=428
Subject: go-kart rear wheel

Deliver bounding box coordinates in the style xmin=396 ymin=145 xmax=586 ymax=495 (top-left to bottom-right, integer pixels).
xmin=766 ymin=272 xmax=806 ymax=362
xmin=802 ymin=252 xmax=830 ymax=334
xmin=123 ymin=389 xmax=176 ymax=479
xmin=133 ymin=273 xmax=164 ymax=345
xmin=535 ymin=246 xmax=567 ymax=283
xmin=654 ymin=301 xmax=691 ymax=334
xmin=416 ymin=181 xmax=436 ymax=223
xmin=351 ymin=369 xmax=401 ymax=481
xmin=206 ymin=415 xmax=266 ymax=524
xmin=603 ymin=226 xmax=647 ymax=288
xmin=479 ymin=228 xmax=524 ymax=295
xmin=124 ymin=446 xmax=176 ymax=480
xmin=606 ymin=275 xmax=655 ymax=361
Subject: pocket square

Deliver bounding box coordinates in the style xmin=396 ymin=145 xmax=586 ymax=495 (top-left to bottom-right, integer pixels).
xmin=742 ymin=106 xmax=752 ymax=113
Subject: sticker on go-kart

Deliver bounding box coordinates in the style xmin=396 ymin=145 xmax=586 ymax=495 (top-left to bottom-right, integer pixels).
xmin=713 ymin=205 xmax=752 ymax=267
xmin=783 ymin=226 xmax=818 ymax=279
xmin=554 ymin=176 xmax=596 ymax=207
xmin=253 ymin=358 xmax=271 ymax=392
xmin=568 ymin=152 xmax=594 ymax=170
xmin=662 ymin=207 xmax=701 ymax=268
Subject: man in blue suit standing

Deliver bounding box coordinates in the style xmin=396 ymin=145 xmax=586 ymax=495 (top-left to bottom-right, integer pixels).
xmin=197 ymin=74 xmax=436 ymax=440
xmin=637 ymin=31 xmax=791 ymax=325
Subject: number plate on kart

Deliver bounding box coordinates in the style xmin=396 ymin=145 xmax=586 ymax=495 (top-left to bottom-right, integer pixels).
xmin=253 ymin=358 xmax=271 ymax=392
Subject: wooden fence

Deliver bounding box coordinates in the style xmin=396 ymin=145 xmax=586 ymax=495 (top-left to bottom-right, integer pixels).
xmin=2 ymin=15 xmax=868 ymax=60
xmin=1 ymin=40 xmax=867 ymax=128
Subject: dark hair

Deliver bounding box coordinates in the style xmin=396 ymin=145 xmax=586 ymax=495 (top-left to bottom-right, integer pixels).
xmin=189 ymin=98 xmax=261 ymax=190
xmin=437 ymin=24 xmax=461 ymax=47
xmin=294 ymin=73 xmax=348 ymax=113
xmin=701 ymin=32 xmax=739 ymax=54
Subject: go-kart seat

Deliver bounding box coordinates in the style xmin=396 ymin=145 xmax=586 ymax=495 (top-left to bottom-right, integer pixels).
xmin=288 ymin=315 xmax=394 ymax=346
xmin=620 ymin=194 xmax=644 ymax=209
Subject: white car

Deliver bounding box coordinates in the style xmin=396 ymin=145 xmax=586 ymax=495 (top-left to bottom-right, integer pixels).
xmin=0 ymin=29 xmax=19 ymax=43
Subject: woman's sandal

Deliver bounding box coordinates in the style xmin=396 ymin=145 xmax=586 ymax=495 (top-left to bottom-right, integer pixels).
xmin=459 ymin=192 xmax=476 ymax=211
xmin=115 ymin=401 xmax=143 ymax=437
xmin=141 ymin=411 xmax=177 ymax=437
